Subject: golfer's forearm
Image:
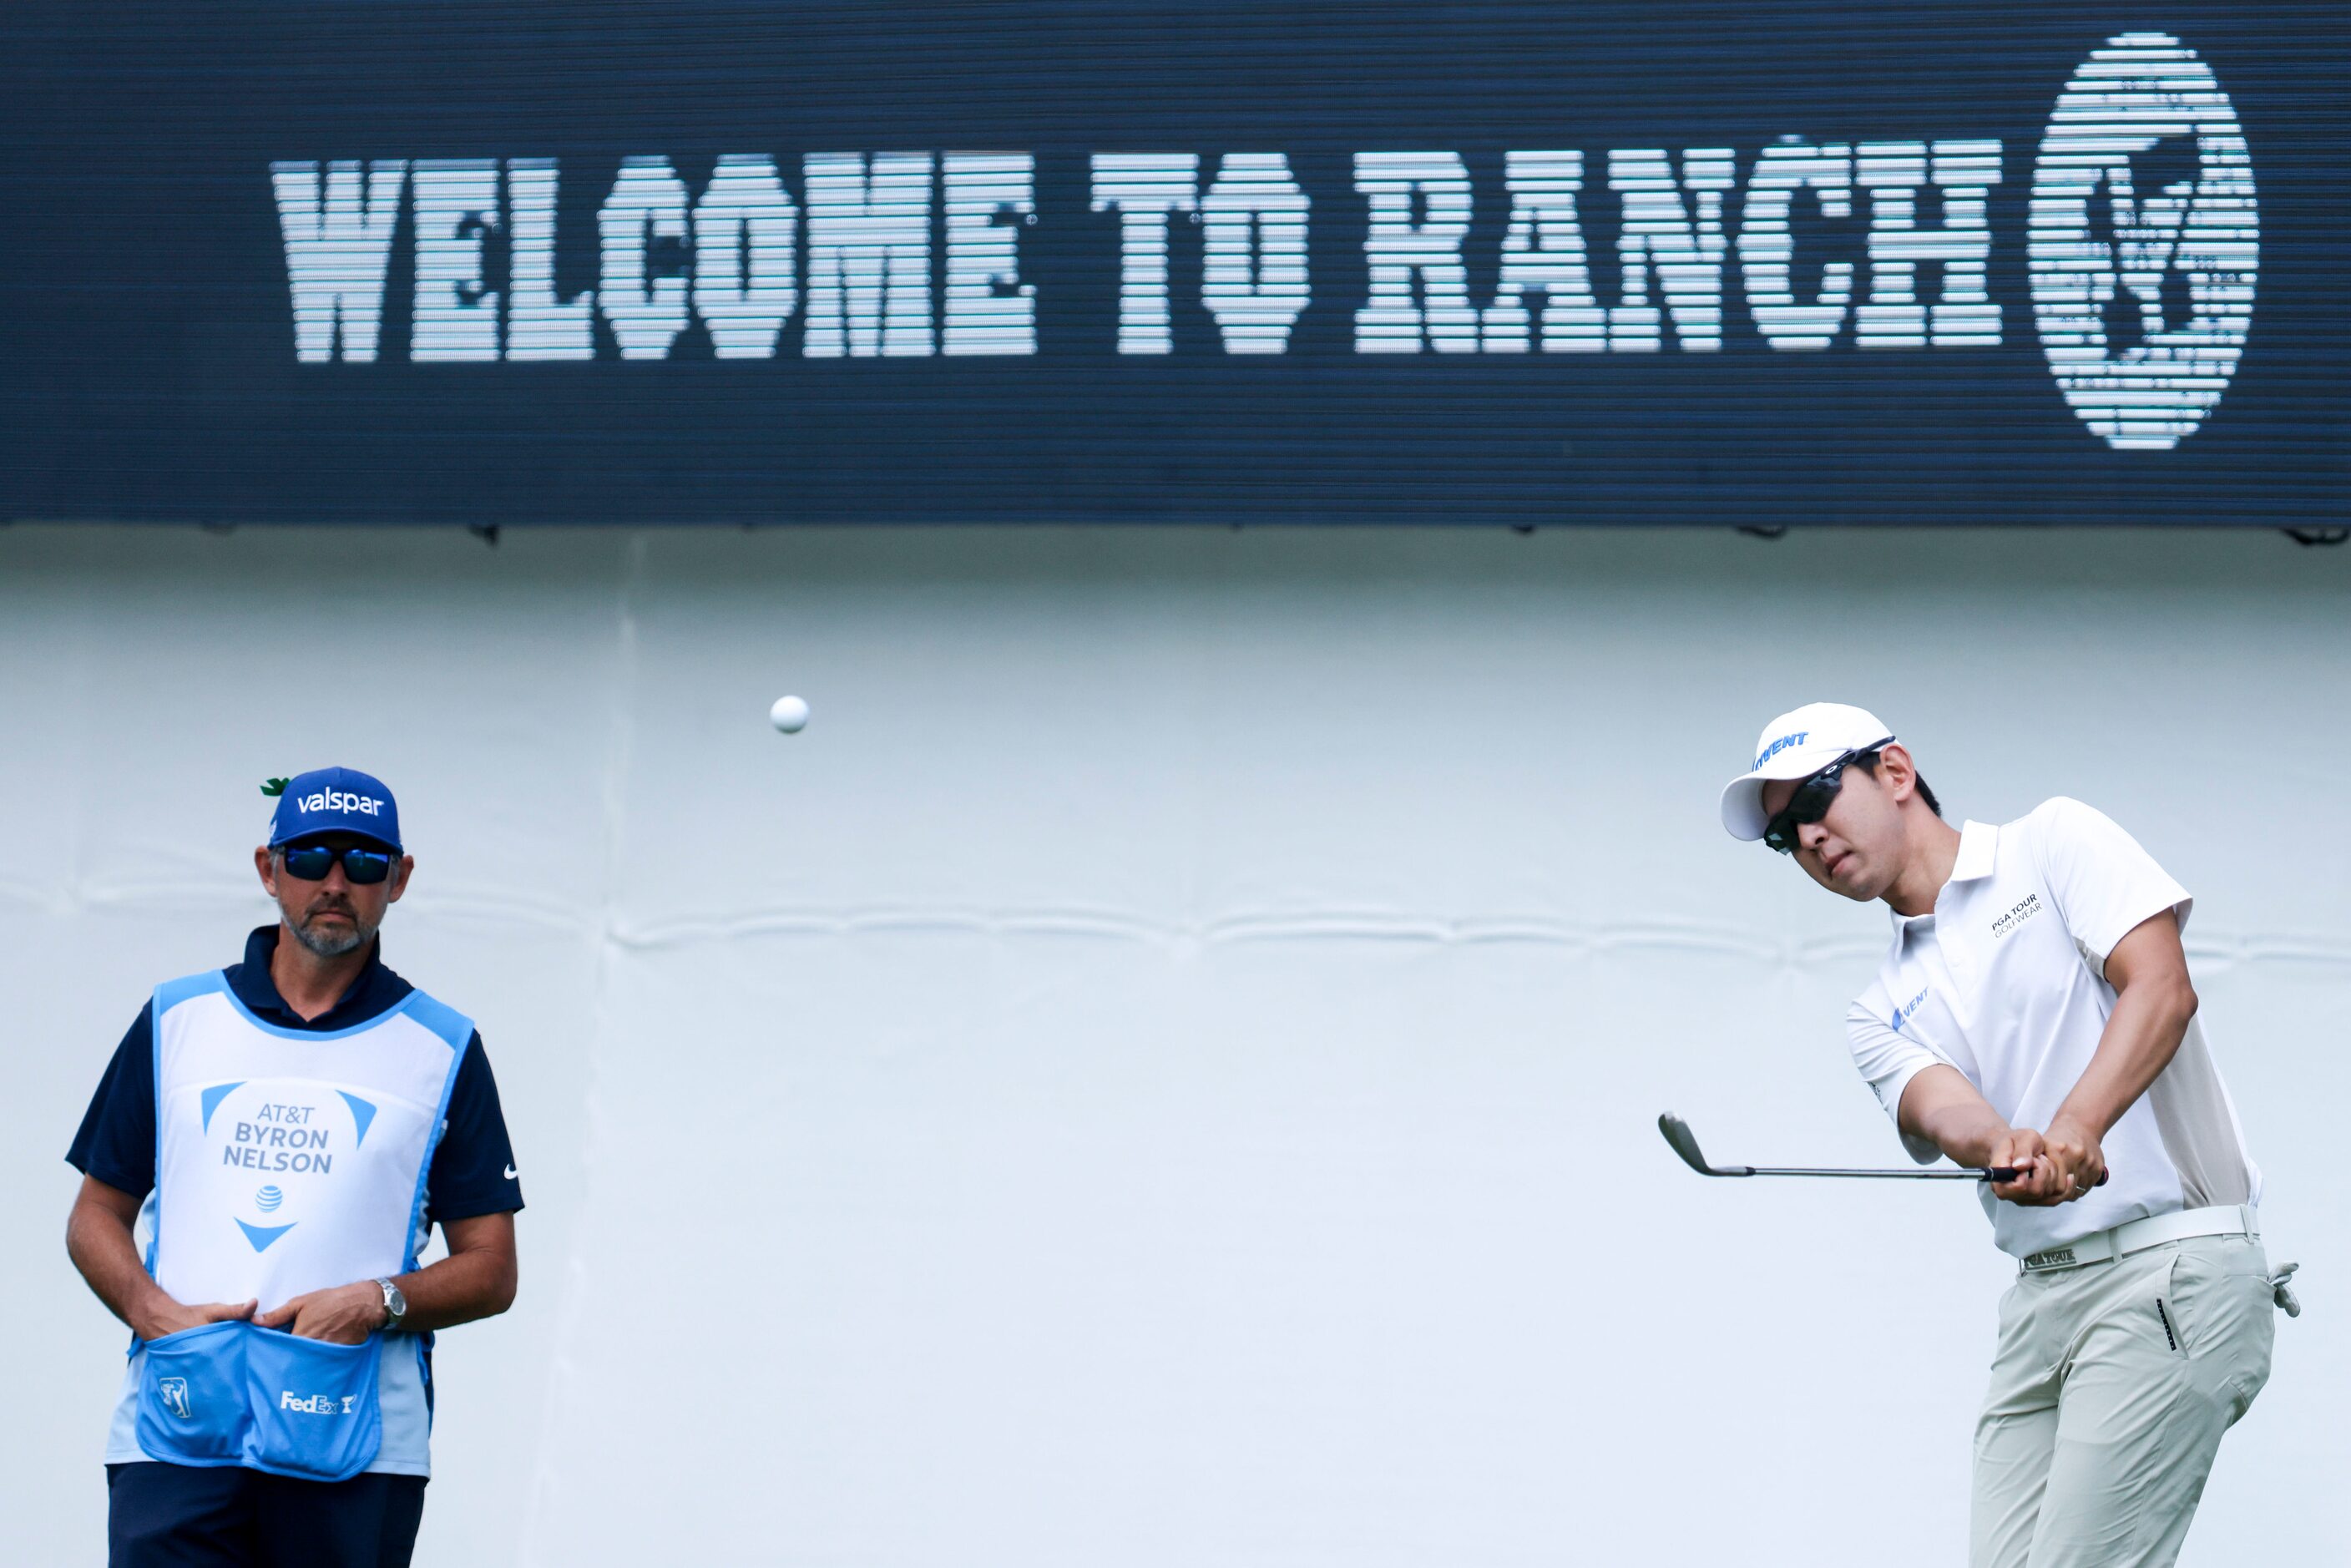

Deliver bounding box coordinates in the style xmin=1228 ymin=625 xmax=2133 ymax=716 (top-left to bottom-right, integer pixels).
xmin=1914 ymin=1105 xmax=2014 ymax=1170
xmin=1898 ymin=1065 xmax=2011 ymax=1169
xmin=2053 ymin=974 xmax=2196 ymax=1140
xmin=66 ymin=1198 xmax=169 ymax=1329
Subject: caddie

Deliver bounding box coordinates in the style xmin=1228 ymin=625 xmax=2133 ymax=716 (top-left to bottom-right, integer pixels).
xmin=1719 ymin=704 xmax=2295 ymax=1568
xmin=64 ymin=767 xmax=522 ymax=1567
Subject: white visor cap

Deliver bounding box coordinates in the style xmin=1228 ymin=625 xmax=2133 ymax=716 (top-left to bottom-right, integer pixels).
xmin=1719 ymin=702 xmax=1895 ymax=840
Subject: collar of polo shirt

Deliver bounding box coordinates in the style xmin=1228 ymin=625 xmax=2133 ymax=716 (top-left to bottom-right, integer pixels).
xmin=1891 ymin=819 xmax=1998 ymax=928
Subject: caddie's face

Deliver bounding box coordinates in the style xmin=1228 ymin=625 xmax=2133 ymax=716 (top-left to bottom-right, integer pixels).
xmin=254 ymin=832 xmax=412 ymax=959
xmin=1759 ymin=760 xmax=1904 ymax=903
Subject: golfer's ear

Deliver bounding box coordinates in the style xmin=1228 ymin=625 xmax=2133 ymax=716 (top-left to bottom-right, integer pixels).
xmin=254 ymin=846 xmax=276 ymax=894
xmin=1880 ymin=743 xmax=1920 ymax=801
xmin=389 ymin=854 xmax=415 ymax=903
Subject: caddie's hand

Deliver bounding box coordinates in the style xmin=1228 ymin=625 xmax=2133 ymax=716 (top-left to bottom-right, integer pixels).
xmin=134 ymin=1293 xmax=255 ymax=1343
xmin=2040 ymin=1115 xmax=2107 ymax=1205
xmin=255 ymin=1282 xmax=388 ymax=1344
xmin=1989 ymin=1127 xmax=2066 ymax=1206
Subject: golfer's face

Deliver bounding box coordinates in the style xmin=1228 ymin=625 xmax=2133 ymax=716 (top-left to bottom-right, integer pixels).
xmin=1759 ymin=765 xmax=1894 ymax=901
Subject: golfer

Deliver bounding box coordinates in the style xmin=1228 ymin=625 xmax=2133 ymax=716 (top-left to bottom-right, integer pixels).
xmin=1720 ymin=704 xmax=2293 ymax=1568
xmin=64 ymin=767 xmax=522 ymax=1567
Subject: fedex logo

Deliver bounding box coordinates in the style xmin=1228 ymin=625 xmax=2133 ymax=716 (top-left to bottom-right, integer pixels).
xmin=1753 ymin=731 xmax=1809 ymax=771
xmin=280 ymin=1390 xmax=361 ymax=1416
xmin=296 ymin=789 xmax=385 ymax=817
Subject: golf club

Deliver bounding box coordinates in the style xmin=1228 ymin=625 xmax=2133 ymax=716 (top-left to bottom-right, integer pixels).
xmin=1659 ymin=1112 xmax=2108 ymax=1186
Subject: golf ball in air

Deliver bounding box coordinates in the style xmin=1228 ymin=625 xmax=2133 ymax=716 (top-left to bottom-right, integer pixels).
xmin=769 ymin=695 xmax=811 ymax=733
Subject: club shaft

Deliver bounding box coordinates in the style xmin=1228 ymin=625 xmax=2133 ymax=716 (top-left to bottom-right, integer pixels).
xmin=1727 ymin=1166 xmax=2021 ymax=1181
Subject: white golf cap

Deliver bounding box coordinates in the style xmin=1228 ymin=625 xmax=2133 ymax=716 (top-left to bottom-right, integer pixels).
xmin=1719 ymin=702 xmax=1896 ymax=840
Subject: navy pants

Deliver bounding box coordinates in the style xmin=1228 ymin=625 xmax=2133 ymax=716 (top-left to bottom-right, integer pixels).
xmin=108 ymin=1462 xmax=426 ymax=1568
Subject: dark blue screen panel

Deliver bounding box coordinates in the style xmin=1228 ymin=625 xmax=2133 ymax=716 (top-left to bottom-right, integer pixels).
xmin=2 ymin=3 xmax=2343 ymax=526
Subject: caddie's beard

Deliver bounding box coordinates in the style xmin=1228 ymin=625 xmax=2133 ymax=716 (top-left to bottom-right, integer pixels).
xmin=287 ymin=903 xmax=379 ymax=958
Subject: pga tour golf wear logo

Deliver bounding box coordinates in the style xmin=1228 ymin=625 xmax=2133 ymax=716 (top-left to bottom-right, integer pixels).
xmin=159 ymin=1378 xmax=196 ymax=1420
xmin=269 ymin=33 xmax=2253 ymax=452
xmin=1991 ymin=893 xmax=2045 ymax=939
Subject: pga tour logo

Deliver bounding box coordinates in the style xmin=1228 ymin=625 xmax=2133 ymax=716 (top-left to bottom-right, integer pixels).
xmin=1991 ymin=893 xmax=2045 ymax=939
xmin=281 ymin=1389 xmax=362 ymax=1416
xmin=159 ymin=1377 xmax=195 ymax=1420
xmin=270 ymin=33 xmax=2256 ymax=452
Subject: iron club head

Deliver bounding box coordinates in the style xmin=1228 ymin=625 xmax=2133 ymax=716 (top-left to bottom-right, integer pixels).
xmin=1657 ymin=1112 xmax=1751 ymax=1177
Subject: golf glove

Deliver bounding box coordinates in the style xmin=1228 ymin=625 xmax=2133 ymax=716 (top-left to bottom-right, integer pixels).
xmin=2268 ymin=1261 xmax=2302 ymax=1319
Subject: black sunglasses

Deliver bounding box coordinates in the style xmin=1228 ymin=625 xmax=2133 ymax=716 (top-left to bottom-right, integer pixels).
xmin=279 ymin=842 xmax=396 ymax=884
xmin=1761 ymin=738 xmax=1893 ymax=855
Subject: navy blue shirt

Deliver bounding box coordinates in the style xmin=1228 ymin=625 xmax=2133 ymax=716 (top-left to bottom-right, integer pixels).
xmin=67 ymin=926 xmax=523 ymax=1225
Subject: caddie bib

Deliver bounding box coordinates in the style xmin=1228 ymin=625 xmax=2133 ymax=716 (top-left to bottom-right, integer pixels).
xmin=122 ymin=969 xmax=470 ymax=1479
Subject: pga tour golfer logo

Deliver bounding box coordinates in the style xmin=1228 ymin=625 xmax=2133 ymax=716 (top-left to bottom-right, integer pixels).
xmin=267 ymin=33 xmax=2256 ymax=452
xmin=2028 ymin=35 xmax=2257 ymax=450
xmin=158 ymin=1378 xmax=195 ymax=1421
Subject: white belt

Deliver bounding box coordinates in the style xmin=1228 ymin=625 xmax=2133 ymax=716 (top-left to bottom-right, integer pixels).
xmin=2018 ymin=1204 xmax=2259 ymax=1275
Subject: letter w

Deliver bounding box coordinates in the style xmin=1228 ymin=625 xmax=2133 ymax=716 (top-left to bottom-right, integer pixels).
xmin=270 ymin=161 xmax=407 ymax=362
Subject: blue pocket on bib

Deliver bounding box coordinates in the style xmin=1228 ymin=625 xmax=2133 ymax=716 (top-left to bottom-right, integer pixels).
xmin=243 ymin=1329 xmax=384 ymax=1481
xmin=135 ymin=1321 xmax=250 ymax=1466
xmin=133 ymin=1323 xmax=385 ymax=1481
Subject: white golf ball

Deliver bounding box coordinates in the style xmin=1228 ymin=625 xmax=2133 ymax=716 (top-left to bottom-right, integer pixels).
xmin=769 ymin=695 xmax=811 ymax=734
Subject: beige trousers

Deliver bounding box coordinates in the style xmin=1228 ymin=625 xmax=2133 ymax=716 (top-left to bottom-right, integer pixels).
xmin=1971 ymin=1233 xmax=2278 ymax=1568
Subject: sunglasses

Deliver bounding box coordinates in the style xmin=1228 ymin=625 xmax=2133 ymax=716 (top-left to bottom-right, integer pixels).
xmin=278 ymin=842 xmax=396 ymax=885
xmin=1761 ymin=738 xmax=1893 ymax=855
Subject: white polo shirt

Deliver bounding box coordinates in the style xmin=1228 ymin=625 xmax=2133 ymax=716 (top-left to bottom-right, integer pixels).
xmin=1848 ymin=797 xmax=2260 ymax=1259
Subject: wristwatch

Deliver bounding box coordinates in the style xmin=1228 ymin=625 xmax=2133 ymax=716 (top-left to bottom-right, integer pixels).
xmin=374 ymin=1276 xmax=408 ymax=1332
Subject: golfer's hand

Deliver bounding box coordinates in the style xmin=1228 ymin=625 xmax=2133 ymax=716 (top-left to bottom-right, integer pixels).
xmin=2040 ymin=1115 xmax=2107 ymax=1205
xmin=1989 ymin=1128 xmax=2066 ymax=1206
xmin=134 ymin=1293 xmax=255 ymax=1343
xmin=255 ymin=1282 xmax=389 ymax=1344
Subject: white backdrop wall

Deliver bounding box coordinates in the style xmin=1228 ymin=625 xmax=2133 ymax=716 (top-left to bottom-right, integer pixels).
xmin=4 ymin=525 xmax=2344 ymax=1565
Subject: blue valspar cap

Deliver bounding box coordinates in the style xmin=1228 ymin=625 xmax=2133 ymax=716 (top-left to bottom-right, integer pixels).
xmin=264 ymin=766 xmax=402 ymax=851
